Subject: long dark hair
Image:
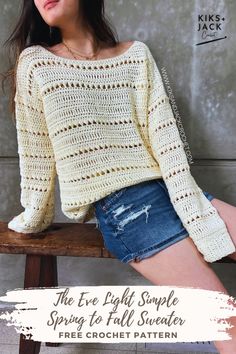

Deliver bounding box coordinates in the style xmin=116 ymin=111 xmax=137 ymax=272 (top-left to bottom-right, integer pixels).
xmin=1 ymin=0 xmax=119 ymax=121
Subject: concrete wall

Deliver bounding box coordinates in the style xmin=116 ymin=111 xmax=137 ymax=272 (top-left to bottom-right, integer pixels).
xmin=1 ymin=0 xmax=235 ymax=299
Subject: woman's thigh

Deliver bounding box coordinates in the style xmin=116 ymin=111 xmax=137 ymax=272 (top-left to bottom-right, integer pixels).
xmin=128 ymin=232 xmax=236 ymax=353
xmin=210 ymin=197 xmax=236 ymax=253
xmin=128 ymin=221 xmax=236 ymax=354
xmin=129 ymin=235 xmax=228 ymax=292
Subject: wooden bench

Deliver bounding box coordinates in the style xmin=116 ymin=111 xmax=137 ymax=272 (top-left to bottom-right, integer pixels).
xmin=0 ymin=221 xmax=235 ymax=354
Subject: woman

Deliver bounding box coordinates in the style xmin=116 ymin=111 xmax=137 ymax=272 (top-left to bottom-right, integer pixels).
xmin=2 ymin=1 xmax=236 ymax=352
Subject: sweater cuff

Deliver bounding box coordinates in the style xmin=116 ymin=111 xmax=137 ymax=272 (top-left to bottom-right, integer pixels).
xmin=8 ymin=213 xmax=50 ymax=234
xmin=191 ymin=227 xmax=236 ymax=263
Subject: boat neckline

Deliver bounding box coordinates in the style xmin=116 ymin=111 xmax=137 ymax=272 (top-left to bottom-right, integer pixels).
xmin=37 ymin=40 xmax=139 ymax=64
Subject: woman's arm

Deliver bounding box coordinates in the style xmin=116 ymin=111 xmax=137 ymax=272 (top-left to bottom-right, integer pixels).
xmin=8 ymin=51 xmax=57 ymax=233
xmin=145 ymin=44 xmax=235 ymax=262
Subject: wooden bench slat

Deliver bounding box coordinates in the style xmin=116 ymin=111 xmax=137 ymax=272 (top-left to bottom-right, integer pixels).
xmin=0 ymin=222 xmax=115 ymax=258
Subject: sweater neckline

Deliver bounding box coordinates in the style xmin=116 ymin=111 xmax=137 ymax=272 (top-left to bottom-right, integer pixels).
xmin=37 ymin=40 xmax=139 ymax=64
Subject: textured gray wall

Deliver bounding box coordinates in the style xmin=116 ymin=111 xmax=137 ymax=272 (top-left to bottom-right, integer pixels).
xmin=0 ymin=0 xmax=235 ymax=299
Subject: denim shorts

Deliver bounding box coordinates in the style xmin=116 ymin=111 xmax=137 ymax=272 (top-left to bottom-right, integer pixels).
xmin=93 ymin=178 xmax=215 ymax=264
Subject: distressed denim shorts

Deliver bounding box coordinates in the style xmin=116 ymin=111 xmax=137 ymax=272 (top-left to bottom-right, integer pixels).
xmin=93 ymin=178 xmax=215 ymax=264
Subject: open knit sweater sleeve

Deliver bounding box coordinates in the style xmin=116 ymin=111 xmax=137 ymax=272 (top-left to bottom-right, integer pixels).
xmin=145 ymin=46 xmax=235 ymax=262
xmin=7 ymin=52 xmax=57 ymax=233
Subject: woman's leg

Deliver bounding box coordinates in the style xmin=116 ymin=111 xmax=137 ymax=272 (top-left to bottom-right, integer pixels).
xmin=129 ymin=231 xmax=236 ymax=353
xmin=210 ymin=197 xmax=236 ymax=261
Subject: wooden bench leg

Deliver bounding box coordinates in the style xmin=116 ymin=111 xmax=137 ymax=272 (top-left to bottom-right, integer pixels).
xmin=39 ymin=255 xmax=60 ymax=348
xmin=39 ymin=255 xmax=58 ymax=288
xmin=20 ymin=254 xmax=60 ymax=353
xmin=20 ymin=254 xmax=42 ymax=354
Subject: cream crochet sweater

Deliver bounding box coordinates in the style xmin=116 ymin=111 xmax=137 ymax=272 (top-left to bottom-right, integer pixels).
xmin=8 ymin=40 xmax=235 ymax=262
